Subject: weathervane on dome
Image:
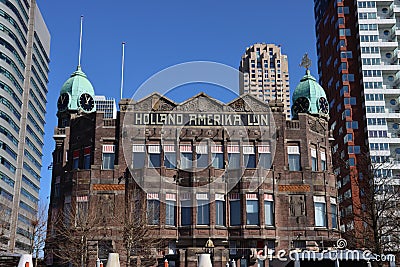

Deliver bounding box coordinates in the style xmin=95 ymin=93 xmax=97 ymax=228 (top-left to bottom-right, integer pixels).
xmin=300 ymin=53 xmax=312 ymax=70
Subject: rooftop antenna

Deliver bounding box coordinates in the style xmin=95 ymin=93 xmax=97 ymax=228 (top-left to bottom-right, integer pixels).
xmin=78 ymin=15 xmax=83 ymax=67
xmin=120 ymin=42 xmax=126 ymax=100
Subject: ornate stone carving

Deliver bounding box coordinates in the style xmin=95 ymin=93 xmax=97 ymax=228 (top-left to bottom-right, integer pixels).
xmin=198 ymin=96 xmax=222 ymax=112
xmin=133 ymin=98 xmax=152 ymax=111
xmin=289 ymin=195 xmax=306 ymax=217
xmin=229 ymin=98 xmax=245 ymax=111
xmin=152 ymin=99 xmax=175 ymax=111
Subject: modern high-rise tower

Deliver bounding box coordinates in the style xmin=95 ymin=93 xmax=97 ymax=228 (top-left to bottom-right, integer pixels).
xmin=239 ymin=43 xmax=291 ymax=119
xmin=0 ymin=0 xmax=50 ymax=253
xmin=314 ymin=0 xmax=400 ymax=251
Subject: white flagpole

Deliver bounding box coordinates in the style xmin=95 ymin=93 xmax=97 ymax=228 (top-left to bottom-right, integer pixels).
xmin=120 ymin=42 xmax=126 ymax=100
xmin=78 ymin=15 xmax=83 ymax=67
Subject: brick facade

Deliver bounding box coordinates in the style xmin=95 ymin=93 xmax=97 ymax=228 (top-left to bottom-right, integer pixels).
xmin=45 ymin=93 xmax=340 ymax=267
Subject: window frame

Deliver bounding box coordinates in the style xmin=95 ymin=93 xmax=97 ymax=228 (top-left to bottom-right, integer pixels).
xmin=246 ymin=194 xmax=259 ymax=226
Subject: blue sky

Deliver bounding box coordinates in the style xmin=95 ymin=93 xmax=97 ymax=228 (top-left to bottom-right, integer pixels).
xmin=36 ymin=0 xmax=318 ymax=203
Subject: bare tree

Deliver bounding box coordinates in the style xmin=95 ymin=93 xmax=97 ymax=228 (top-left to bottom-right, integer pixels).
xmin=49 ymin=199 xmax=102 ymax=267
xmin=122 ymin=174 xmax=164 ymax=267
xmin=29 ymin=203 xmax=47 ymax=266
xmin=339 ymin=152 xmax=400 ymax=265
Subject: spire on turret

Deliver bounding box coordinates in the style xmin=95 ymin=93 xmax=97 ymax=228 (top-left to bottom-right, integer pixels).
xmin=56 ymin=16 xmax=96 ymax=114
xmin=78 ymin=15 xmax=83 ymax=68
xmin=291 ymin=53 xmax=329 ymax=119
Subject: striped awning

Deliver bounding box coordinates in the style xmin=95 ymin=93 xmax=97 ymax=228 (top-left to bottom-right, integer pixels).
xmin=321 ymin=151 xmax=326 ymax=161
xmin=147 ymin=193 xmax=159 ymax=200
xmin=215 ymin=193 xmax=225 ymax=201
xmin=148 ymin=145 xmax=160 ymax=154
xmin=243 ymin=145 xmax=255 ymax=154
xmin=180 ymin=192 xmax=191 ymax=200
xmin=314 ymin=196 xmax=325 ymax=203
xmin=163 ymin=144 xmax=175 ymax=152
xmin=211 ymin=145 xmax=223 ymax=153
xmin=311 ymin=148 xmax=317 ymax=158
xmin=196 ymin=193 xmax=209 ymax=200
xmin=196 ymin=145 xmax=208 ymax=154
xmin=287 ymin=146 xmax=300 ymax=154
xmin=258 ymin=145 xmax=270 ymax=153
xmin=246 ymin=193 xmax=258 ymax=200
xmin=84 ymin=146 xmax=91 ymax=155
xmin=132 ymin=144 xmax=145 ymax=152
xmin=103 ymin=145 xmax=115 ymax=153
xmin=73 ymin=150 xmax=80 ymax=159
xmin=229 ymin=193 xmax=240 ymax=200
xmin=179 ymin=144 xmax=192 ymax=152
xmin=227 ymin=145 xmax=239 ymax=153
xmin=166 ymin=193 xmax=176 ymax=201
xmin=76 ymin=195 xmax=88 ymax=202
xmin=264 ymin=194 xmax=273 ymax=201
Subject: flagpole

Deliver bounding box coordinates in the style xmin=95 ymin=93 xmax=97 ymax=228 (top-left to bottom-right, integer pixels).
xmin=120 ymin=42 xmax=126 ymax=100
xmin=78 ymin=15 xmax=83 ymax=67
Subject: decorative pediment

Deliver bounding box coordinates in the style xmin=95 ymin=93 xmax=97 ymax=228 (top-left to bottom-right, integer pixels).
xmin=133 ymin=93 xmax=176 ymax=111
xmin=152 ymin=98 xmax=176 ymax=111
xmin=177 ymin=93 xmax=224 ymax=112
xmin=228 ymin=94 xmax=270 ymax=112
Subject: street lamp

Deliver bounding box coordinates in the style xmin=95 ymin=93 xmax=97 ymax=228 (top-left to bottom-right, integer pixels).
xmin=205 ymin=237 xmax=214 ymax=264
xmin=205 ymin=237 xmax=214 ymax=254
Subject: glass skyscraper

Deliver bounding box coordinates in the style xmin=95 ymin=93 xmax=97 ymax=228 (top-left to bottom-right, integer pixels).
xmin=0 ymin=0 xmax=50 ymax=253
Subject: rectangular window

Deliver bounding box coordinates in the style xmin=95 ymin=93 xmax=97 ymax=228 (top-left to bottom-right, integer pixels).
xmin=243 ymin=145 xmax=256 ymax=168
xmin=211 ymin=145 xmax=224 ymax=169
xmin=288 ymin=145 xmax=301 ymax=171
xmin=132 ymin=144 xmax=145 ymax=169
xmin=196 ymin=144 xmax=209 ymax=168
xmin=76 ymin=197 xmax=88 ymax=226
xmin=264 ymin=194 xmax=274 ymax=226
xmin=314 ymin=196 xmax=327 ymax=227
xmin=163 ymin=144 xmax=176 ymax=168
xmin=342 ymin=74 xmax=354 ymax=82
xmin=339 ymin=28 xmax=351 ymax=36
xmin=148 ymin=144 xmax=161 ymax=168
xmin=215 ymin=194 xmax=225 ymax=226
xmin=340 ymin=85 xmax=349 ymax=96
xmin=229 ymin=194 xmax=241 ymax=226
xmin=181 ymin=197 xmax=192 ymax=226
xmin=54 ymin=176 xmax=60 ymax=198
xmin=311 ymin=147 xmax=317 ymax=171
xmin=102 ymin=145 xmax=115 ymax=170
xmin=246 ymin=194 xmax=259 ymax=225
xmin=344 ymin=133 xmax=353 ymax=143
xmin=196 ymin=193 xmax=209 ymax=225
xmin=147 ymin=194 xmax=160 ymax=225
xmin=166 ymin=194 xmax=176 ymax=226
xmin=331 ymin=198 xmax=338 ymax=229
xmin=228 ymin=144 xmax=240 ymax=169
xmin=258 ymin=145 xmax=271 ymax=169
xmin=73 ymin=150 xmax=79 ymax=169
xmin=320 ymin=150 xmax=327 ymax=171
xmin=180 ymin=144 xmax=193 ymax=169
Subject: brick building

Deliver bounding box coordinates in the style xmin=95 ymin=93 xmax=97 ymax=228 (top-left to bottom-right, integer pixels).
xmin=45 ymin=65 xmax=340 ymax=266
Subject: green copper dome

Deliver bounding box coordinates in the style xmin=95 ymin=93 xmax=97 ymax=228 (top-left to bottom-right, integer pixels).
xmin=59 ymin=66 xmax=96 ymax=112
xmin=292 ymin=70 xmax=328 ymax=117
